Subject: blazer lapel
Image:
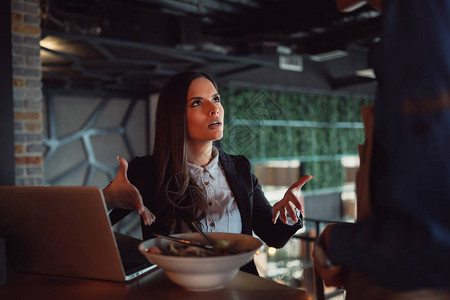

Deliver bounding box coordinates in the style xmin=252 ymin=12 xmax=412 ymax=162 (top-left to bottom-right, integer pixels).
xmin=218 ymin=150 xmax=252 ymax=234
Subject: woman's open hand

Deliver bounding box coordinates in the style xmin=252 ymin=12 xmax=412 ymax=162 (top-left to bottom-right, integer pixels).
xmin=272 ymin=175 xmax=313 ymax=224
xmin=103 ymin=156 xmax=155 ymax=226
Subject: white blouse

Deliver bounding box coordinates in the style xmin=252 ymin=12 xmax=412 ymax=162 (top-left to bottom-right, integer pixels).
xmin=186 ymin=147 xmax=242 ymax=233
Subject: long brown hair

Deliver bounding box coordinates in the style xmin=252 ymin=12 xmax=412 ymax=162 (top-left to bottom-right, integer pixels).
xmin=153 ymin=71 xmax=218 ymax=233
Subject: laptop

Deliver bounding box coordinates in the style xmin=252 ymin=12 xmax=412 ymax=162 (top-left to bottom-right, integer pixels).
xmin=0 ymin=186 xmax=156 ymax=282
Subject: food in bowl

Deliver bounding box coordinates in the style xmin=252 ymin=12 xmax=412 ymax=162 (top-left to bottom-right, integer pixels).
xmin=147 ymin=239 xmax=231 ymax=257
xmin=138 ymin=232 xmax=262 ymax=291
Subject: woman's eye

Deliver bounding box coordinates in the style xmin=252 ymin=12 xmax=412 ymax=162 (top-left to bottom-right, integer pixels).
xmin=213 ymin=96 xmax=221 ymax=103
xmin=191 ymin=100 xmax=201 ymax=107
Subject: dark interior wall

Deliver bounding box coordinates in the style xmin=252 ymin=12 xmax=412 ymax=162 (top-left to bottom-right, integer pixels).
xmin=0 ymin=0 xmax=15 ymax=185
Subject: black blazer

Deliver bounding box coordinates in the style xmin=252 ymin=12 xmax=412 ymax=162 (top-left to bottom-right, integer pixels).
xmin=109 ymin=149 xmax=303 ymax=274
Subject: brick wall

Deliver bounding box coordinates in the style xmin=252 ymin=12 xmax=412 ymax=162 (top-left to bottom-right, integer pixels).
xmin=11 ymin=0 xmax=44 ymax=186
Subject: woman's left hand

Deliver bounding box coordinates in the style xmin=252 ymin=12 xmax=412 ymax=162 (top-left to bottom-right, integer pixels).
xmin=272 ymin=175 xmax=313 ymax=224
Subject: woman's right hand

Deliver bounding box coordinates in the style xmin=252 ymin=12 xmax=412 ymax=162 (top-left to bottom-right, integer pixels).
xmin=103 ymin=156 xmax=155 ymax=226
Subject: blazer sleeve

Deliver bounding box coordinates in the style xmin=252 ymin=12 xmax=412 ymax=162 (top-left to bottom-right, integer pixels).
xmin=232 ymin=155 xmax=303 ymax=248
xmin=108 ymin=155 xmax=155 ymax=226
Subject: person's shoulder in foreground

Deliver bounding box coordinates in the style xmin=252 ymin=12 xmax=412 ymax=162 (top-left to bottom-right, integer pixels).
xmin=316 ymin=0 xmax=450 ymax=295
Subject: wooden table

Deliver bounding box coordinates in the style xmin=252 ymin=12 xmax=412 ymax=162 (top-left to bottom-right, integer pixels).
xmin=0 ymin=268 xmax=308 ymax=300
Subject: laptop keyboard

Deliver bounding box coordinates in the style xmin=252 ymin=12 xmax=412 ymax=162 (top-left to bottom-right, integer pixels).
xmin=114 ymin=232 xmax=154 ymax=276
xmin=123 ymin=260 xmax=153 ymax=276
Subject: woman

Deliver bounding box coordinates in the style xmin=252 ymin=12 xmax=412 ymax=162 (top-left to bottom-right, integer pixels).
xmin=104 ymin=71 xmax=313 ymax=274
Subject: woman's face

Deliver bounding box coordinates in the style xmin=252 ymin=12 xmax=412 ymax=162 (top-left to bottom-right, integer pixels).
xmin=186 ymin=77 xmax=224 ymax=144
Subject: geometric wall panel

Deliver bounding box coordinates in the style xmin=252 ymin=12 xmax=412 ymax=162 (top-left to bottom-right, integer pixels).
xmin=43 ymin=90 xmax=149 ymax=188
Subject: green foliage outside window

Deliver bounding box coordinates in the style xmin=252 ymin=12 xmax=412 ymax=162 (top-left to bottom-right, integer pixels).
xmin=218 ymin=86 xmax=373 ymax=191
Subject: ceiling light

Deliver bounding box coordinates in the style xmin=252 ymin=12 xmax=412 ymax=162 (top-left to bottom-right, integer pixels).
xmin=337 ymin=0 xmax=368 ymax=12
xmin=309 ymin=50 xmax=348 ymax=62
xmin=40 ymin=37 xmax=56 ymax=50
xmin=200 ymin=42 xmax=230 ymax=55
xmin=279 ymin=55 xmax=303 ymax=72
xmin=39 ymin=36 xmax=66 ymax=52
xmin=276 ymin=45 xmax=292 ymax=55
xmin=355 ymin=68 xmax=376 ymax=79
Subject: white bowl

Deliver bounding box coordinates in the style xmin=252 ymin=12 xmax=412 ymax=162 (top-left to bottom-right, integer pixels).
xmin=138 ymin=232 xmax=262 ymax=291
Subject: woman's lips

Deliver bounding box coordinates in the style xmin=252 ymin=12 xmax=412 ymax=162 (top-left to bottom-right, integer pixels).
xmin=208 ymin=120 xmax=222 ymax=128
